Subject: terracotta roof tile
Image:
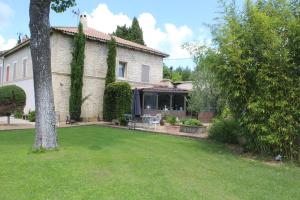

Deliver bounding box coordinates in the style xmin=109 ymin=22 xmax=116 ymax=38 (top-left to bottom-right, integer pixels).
xmin=52 ymin=26 xmax=169 ymax=57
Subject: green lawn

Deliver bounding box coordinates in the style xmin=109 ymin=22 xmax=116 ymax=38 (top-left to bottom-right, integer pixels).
xmin=0 ymin=126 xmax=299 ymax=200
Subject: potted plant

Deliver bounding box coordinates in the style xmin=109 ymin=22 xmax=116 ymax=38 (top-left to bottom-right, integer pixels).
xmin=164 ymin=115 xmax=180 ymax=133
xmin=179 ymin=118 xmax=206 ymax=134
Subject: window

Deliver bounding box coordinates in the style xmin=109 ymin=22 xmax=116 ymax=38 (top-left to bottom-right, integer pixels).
xmin=118 ymin=62 xmax=126 ymax=78
xmin=6 ymin=66 xmax=9 ymax=82
xmin=172 ymin=94 xmax=185 ymax=111
xmin=158 ymin=94 xmax=171 ymax=110
xmin=13 ymin=62 xmax=17 ymax=81
xmin=144 ymin=93 xmax=157 ymax=110
xmin=141 ymin=65 xmax=150 ymax=83
xmin=22 ymin=59 xmax=27 ymax=78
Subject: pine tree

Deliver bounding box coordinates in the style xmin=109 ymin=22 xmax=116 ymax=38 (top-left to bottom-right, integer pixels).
xmin=105 ymin=37 xmax=117 ymax=87
xmin=129 ymin=17 xmax=145 ymax=45
xmin=69 ymin=23 xmax=86 ymax=121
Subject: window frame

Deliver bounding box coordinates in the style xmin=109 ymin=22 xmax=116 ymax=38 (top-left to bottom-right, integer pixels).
xmin=141 ymin=65 xmax=150 ymax=83
xmin=6 ymin=65 xmax=10 ymax=82
xmin=118 ymin=61 xmax=127 ymax=79
xmin=22 ymin=57 xmax=28 ymax=79
xmin=12 ymin=61 xmax=17 ymax=81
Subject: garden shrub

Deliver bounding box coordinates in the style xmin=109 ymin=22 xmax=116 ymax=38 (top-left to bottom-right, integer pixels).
xmin=14 ymin=110 xmax=23 ymax=119
xmin=119 ymin=116 xmax=127 ymax=126
xmin=103 ymin=82 xmax=132 ymax=121
xmin=165 ymin=115 xmax=177 ymax=125
xmin=28 ymin=110 xmax=36 ymax=122
xmin=182 ymin=118 xmax=202 ymax=126
xmin=208 ymin=118 xmax=242 ymax=145
xmin=0 ymin=85 xmax=26 ymax=116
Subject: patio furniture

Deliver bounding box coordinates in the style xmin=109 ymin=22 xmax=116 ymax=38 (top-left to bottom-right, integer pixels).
xmin=150 ymin=114 xmax=161 ymax=130
xmin=142 ymin=114 xmax=161 ymax=130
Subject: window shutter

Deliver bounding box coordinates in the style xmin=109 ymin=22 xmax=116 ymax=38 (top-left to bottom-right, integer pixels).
xmin=141 ymin=65 xmax=150 ymax=83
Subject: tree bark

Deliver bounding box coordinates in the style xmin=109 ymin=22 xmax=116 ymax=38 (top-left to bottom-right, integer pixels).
xmin=29 ymin=0 xmax=58 ymax=149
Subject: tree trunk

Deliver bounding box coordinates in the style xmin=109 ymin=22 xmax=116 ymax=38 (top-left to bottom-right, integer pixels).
xmin=29 ymin=0 xmax=58 ymax=149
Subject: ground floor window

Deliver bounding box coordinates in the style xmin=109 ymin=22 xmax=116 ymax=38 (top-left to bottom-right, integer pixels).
xmin=144 ymin=93 xmax=157 ymax=110
xmin=172 ymin=94 xmax=185 ymax=111
xmin=158 ymin=94 xmax=170 ymax=110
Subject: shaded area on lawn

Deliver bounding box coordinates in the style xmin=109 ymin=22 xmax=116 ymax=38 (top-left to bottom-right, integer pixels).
xmin=0 ymin=126 xmax=299 ymax=200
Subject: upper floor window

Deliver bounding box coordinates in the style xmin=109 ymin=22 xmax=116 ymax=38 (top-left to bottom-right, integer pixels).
xmin=22 ymin=58 xmax=27 ymax=78
xmin=13 ymin=62 xmax=17 ymax=81
xmin=118 ymin=62 xmax=127 ymax=78
xmin=6 ymin=65 xmax=10 ymax=82
xmin=141 ymin=65 xmax=150 ymax=83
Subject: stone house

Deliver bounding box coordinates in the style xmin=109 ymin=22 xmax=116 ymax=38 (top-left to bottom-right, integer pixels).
xmin=0 ymin=15 xmax=193 ymax=121
xmin=0 ymin=15 xmax=171 ymax=121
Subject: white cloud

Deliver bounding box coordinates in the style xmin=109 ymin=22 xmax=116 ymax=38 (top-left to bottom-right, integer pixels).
xmin=86 ymin=3 xmax=194 ymax=59
xmin=0 ymin=35 xmax=16 ymax=51
xmin=0 ymin=2 xmax=14 ymax=26
xmin=87 ymin=4 xmax=131 ymax=34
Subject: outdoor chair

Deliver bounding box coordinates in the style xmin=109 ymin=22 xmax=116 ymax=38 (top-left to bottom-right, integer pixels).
xmin=150 ymin=114 xmax=162 ymax=130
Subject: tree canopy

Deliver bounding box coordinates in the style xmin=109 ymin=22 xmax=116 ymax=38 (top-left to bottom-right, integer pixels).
xmin=163 ymin=65 xmax=193 ymax=82
xmin=193 ymin=0 xmax=300 ymax=159
xmin=113 ymin=17 xmax=145 ymax=45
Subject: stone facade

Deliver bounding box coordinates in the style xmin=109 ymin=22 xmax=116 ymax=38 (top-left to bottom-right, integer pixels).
xmin=1 ymin=31 xmax=165 ymax=121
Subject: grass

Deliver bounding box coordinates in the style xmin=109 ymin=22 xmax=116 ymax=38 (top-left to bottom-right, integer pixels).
xmin=0 ymin=126 xmax=299 ymax=200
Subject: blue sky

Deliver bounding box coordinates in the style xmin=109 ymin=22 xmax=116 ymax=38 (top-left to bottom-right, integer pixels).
xmin=0 ymin=0 xmax=244 ymax=68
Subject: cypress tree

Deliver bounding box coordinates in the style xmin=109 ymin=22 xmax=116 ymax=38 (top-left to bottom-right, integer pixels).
xmin=103 ymin=37 xmax=117 ymax=120
xmin=69 ymin=23 xmax=86 ymax=121
xmin=105 ymin=37 xmax=117 ymax=87
xmin=129 ymin=17 xmax=145 ymax=45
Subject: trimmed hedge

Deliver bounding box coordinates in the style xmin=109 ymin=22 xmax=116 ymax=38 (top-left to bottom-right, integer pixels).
xmin=103 ymin=82 xmax=132 ymax=121
xmin=0 ymin=85 xmax=26 ymax=116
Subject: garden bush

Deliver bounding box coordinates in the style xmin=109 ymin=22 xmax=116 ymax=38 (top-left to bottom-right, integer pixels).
xmin=0 ymin=85 xmax=26 ymax=116
xmin=14 ymin=110 xmax=23 ymax=119
xmin=103 ymin=82 xmax=132 ymax=121
xmin=118 ymin=116 xmax=127 ymax=126
xmin=208 ymin=118 xmax=243 ymax=145
xmin=28 ymin=111 xmax=36 ymax=122
xmin=165 ymin=115 xmax=177 ymax=125
xmin=181 ymin=118 xmax=202 ymax=126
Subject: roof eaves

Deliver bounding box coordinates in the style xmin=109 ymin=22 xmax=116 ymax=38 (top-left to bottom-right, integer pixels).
xmin=1 ymin=40 xmax=30 ymax=57
xmin=52 ymin=27 xmax=169 ymax=58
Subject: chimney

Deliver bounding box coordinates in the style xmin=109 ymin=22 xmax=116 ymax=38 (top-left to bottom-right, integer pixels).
xmin=80 ymin=14 xmax=88 ymax=30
